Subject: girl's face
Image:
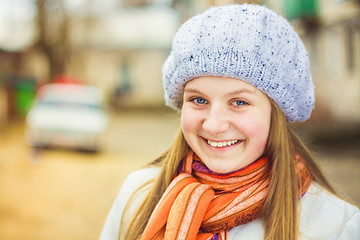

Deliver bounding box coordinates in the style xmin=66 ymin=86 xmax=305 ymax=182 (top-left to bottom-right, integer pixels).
xmin=181 ymin=76 xmax=272 ymax=173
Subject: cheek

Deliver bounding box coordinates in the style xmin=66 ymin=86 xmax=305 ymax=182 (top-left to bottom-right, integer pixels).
xmin=254 ymin=131 xmax=269 ymax=154
xmin=239 ymin=116 xmax=270 ymax=151
xmin=181 ymin=107 xmax=200 ymax=134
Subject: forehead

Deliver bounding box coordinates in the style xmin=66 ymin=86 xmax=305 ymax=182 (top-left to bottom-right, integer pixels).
xmin=184 ymin=76 xmax=261 ymax=95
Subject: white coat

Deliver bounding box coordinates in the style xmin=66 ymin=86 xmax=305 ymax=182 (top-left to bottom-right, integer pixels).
xmin=100 ymin=167 xmax=360 ymax=240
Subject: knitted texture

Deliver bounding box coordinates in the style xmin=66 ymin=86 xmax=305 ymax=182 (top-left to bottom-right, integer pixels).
xmin=140 ymin=150 xmax=312 ymax=239
xmin=162 ymin=4 xmax=314 ymax=122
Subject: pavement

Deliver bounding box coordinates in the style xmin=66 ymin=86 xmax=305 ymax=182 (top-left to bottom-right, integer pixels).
xmin=0 ymin=109 xmax=359 ymax=240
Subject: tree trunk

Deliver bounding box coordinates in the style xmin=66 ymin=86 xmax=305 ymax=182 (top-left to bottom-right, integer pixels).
xmin=35 ymin=0 xmax=69 ymax=81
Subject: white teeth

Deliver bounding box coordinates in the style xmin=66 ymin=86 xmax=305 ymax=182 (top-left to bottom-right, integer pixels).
xmin=207 ymin=139 xmax=238 ymax=147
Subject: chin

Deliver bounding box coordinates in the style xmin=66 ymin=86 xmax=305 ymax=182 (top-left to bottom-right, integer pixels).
xmin=204 ymin=161 xmax=238 ymax=174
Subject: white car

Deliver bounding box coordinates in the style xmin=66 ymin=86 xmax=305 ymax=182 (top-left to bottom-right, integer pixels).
xmin=26 ymin=83 xmax=108 ymax=152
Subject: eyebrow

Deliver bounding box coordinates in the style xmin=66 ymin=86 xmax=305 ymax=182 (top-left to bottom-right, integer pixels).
xmin=183 ymin=88 xmax=203 ymax=95
xmin=184 ymin=87 xmax=256 ymax=97
xmin=224 ymin=89 xmax=257 ymax=97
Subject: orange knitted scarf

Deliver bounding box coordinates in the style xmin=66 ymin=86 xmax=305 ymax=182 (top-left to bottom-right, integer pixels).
xmin=141 ymin=150 xmax=312 ymax=240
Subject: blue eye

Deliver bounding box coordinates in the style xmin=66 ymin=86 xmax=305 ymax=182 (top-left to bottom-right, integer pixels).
xmin=193 ymin=97 xmax=207 ymax=104
xmin=232 ymin=100 xmax=247 ymax=106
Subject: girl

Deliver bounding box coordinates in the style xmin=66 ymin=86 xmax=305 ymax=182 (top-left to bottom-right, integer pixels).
xmin=101 ymin=4 xmax=360 ymax=240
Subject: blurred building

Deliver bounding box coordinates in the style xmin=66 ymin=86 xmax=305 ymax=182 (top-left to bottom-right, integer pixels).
xmin=306 ymin=0 xmax=360 ymax=125
xmin=67 ymin=5 xmax=181 ymax=109
xmin=0 ymin=0 xmax=359 ymax=125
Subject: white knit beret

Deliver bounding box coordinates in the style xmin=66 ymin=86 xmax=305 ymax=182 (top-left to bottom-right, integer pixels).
xmin=162 ymin=4 xmax=314 ymax=122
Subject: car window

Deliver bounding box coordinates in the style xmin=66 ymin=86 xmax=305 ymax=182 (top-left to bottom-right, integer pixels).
xmin=36 ymin=84 xmax=104 ymax=110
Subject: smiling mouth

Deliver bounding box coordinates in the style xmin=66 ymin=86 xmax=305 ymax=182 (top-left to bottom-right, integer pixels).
xmin=206 ymin=139 xmax=240 ymax=148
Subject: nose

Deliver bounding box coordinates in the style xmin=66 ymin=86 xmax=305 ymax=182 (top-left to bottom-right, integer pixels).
xmin=202 ymin=105 xmax=229 ymax=135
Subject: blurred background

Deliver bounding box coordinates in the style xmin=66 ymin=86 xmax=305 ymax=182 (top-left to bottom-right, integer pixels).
xmin=0 ymin=0 xmax=359 ymax=239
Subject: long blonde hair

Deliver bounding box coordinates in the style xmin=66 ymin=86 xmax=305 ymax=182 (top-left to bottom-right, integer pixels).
xmin=121 ymin=100 xmax=335 ymax=240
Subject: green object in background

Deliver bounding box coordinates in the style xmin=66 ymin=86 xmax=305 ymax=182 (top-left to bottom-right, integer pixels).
xmin=14 ymin=79 xmax=37 ymax=116
xmin=302 ymin=0 xmax=318 ymax=16
xmin=285 ymin=0 xmax=319 ymax=20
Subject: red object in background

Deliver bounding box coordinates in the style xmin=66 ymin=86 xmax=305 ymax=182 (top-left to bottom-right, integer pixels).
xmin=53 ymin=75 xmax=83 ymax=84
